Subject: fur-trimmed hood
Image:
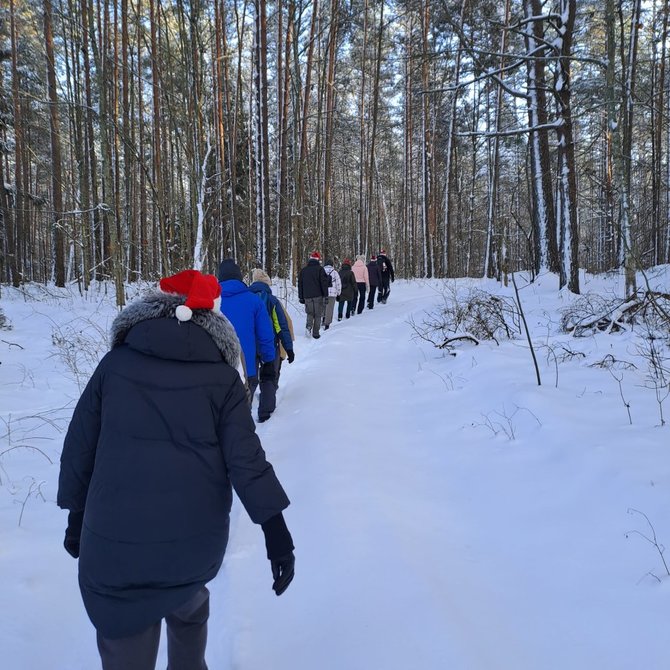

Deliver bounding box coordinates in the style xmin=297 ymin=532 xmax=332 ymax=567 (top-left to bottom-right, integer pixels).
xmin=110 ymin=288 xmax=240 ymax=368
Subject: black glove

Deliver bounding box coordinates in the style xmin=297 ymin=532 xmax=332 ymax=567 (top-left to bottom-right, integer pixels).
xmin=299 ymin=298 xmax=305 ymax=304
xmin=260 ymin=361 xmax=275 ymax=382
xmin=64 ymin=510 xmax=83 ymax=559
xmin=271 ymin=552 xmax=295 ymax=596
xmin=287 ymin=350 xmax=295 ymax=364
xmin=262 ymin=513 xmax=295 ymax=596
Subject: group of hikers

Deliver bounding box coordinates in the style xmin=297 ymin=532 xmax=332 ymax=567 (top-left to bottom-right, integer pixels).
xmin=218 ymin=250 xmax=395 ymax=423
xmin=56 ymin=249 xmax=394 ymax=670
xmin=297 ymin=250 xmax=395 ymax=339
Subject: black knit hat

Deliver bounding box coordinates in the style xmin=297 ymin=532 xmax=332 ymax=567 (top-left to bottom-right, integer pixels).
xmin=218 ymin=258 xmax=243 ymax=282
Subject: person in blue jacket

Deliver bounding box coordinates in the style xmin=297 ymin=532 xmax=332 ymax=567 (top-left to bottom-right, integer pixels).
xmin=58 ymin=269 xmax=294 ymax=670
xmin=249 ymin=268 xmax=295 ymax=398
xmin=217 ymin=258 xmax=277 ymax=422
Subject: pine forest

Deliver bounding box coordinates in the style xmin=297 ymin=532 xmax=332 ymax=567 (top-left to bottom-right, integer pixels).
xmin=1 ymin=0 xmax=669 ymax=304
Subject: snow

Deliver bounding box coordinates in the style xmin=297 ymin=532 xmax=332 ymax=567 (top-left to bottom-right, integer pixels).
xmin=1 ymin=269 xmax=669 ymax=669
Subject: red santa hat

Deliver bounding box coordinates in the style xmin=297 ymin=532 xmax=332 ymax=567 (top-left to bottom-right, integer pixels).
xmin=159 ymin=269 xmax=222 ymax=322
xmin=309 ymin=250 xmax=322 ymax=261
xmin=371 ymin=254 xmax=377 ymax=260
xmin=380 ymin=249 xmax=386 ymax=255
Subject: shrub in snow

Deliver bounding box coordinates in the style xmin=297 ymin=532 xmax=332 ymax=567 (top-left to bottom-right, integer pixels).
xmin=51 ymin=320 xmax=109 ymax=392
xmin=0 ymin=308 xmax=11 ymax=331
xmin=560 ymin=290 xmax=670 ymax=338
xmin=409 ymin=286 xmax=521 ymax=350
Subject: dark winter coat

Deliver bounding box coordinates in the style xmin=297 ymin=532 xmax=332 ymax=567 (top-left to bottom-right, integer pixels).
xmin=338 ymin=263 xmax=358 ymax=302
xmin=249 ymin=281 xmax=294 ymax=355
xmin=218 ymin=278 xmax=276 ymax=378
xmin=377 ymin=254 xmax=395 ymax=283
xmin=367 ymin=261 xmax=382 ymax=287
xmin=57 ymin=290 xmax=290 ymax=639
xmin=298 ymin=259 xmax=329 ymax=301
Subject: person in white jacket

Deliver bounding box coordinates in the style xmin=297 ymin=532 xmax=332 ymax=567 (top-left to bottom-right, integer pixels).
xmin=351 ymin=255 xmax=370 ymax=315
xmin=322 ymin=259 xmax=342 ymax=330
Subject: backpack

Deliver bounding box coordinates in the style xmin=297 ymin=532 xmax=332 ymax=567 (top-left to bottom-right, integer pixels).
xmin=327 ymin=270 xmax=334 ymax=288
xmin=254 ymin=289 xmax=280 ymax=335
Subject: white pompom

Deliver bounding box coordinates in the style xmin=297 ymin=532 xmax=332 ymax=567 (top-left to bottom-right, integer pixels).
xmin=175 ymin=304 xmax=193 ymax=322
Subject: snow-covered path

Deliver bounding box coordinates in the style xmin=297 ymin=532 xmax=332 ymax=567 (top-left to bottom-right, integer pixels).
xmin=206 ymin=282 xmax=668 ymax=670
xmin=2 ymin=276 xmax=669 ymax=669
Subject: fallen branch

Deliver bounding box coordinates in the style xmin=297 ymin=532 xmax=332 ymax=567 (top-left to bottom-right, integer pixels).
xmin=563 ymin=291 xmax=670 ymax=337
xmin=439 ymin=334 xmax=480 ymax=348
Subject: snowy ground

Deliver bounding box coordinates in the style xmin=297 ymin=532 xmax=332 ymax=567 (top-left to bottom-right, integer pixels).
xmin=1 ymin=269 xmax=669 ymax=669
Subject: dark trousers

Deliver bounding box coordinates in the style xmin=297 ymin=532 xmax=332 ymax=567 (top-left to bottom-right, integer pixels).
xmin=356 ymin=283 xmax=367 ymax=314
xmin=367 ymin=285 xmax=378 ymax=308
xmin=97 ymin=587 xmax=209 ymax=670
xmin=379 ymin=277 xmax=391 ymax=302
xmin=249 ymin=351 xmax=278 ymax=421
xmin=337 ymin=299 xmax=355 ymax=319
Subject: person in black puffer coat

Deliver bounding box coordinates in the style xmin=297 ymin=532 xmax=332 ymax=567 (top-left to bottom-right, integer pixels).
xmin=366 ymin=255 xmax=382 ymax=309
xmin=297 ymin=250 xmax=329 ymax=338
xmin=337 ymin=259 xmax=358 ymax=320
xmin=377 ymin=249 xmax=395 ymax=303
xmin=58 ymin=270 xmax=295 ymax=670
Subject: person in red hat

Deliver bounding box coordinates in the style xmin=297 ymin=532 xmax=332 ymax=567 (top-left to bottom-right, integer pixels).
xmin=297 ymin=251 xmax=329 ymax=338
xmin=58 ymin=269 xmax=295 ymax=670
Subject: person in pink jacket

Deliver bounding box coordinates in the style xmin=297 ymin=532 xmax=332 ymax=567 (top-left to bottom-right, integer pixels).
xmin=351 ymin=255 xmax=370 ymax=315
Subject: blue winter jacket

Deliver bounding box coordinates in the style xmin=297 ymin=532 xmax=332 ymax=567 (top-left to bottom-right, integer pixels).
xmin=57 ymin=290 xmax=290 ymax=639
xmin=248 ymin=281 xmax=294 ymax=355
xmin=219 ymin=279 xmax=276 ymax=377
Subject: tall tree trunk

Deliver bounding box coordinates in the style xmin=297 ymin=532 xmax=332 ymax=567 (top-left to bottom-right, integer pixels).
xmin=276 ymin=0 xmax=295 ymax=274
xmin=0 ymin=49 xmax=14 ymax=284
xmin=81 ymin=0 xmax=100 ymax=280
xmin=619 ymin=0 xmax=641 ymax=296
xmin=606 ymin=0 xmax=640 ymax=297
xmin=402 ymin=10 xmax=415 ymax=276
xmin=365 ymin=0 xmax=383 ymax=258
xmin=523 ymin=0 xmax=558 ymax=275
xmin=483 ymin=0 xmax=510 ymax=280
xmin=322 ymin=0 xmax=340 ymax=259
xmin=9 ymin=0 xmax=23 ymax=286
xmin=443 ymin=0 xmax=466 ymax=278
xmin=358 ymin=0 xmax=369 ymax=252
xmin=295 ymin=0 xmax=318 ymax=276
xmin=420 ymin=0 xmax=432 ymax=276
xmin=44 ymin=0 xmax=66 ymax=286
xmin=150 ymin=0 xmax=168 ymax=275
xmin=554 ymin=0 xmax=579 ymax=293
xmin=254 ymin=0 xmax=271 ymax=268
xmin=89 ymin=0 xmax=124 ymax=303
